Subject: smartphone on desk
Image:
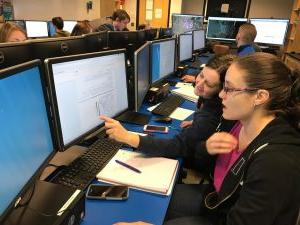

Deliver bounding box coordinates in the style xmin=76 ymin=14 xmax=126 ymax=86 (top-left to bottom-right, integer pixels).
xmin=143 ymin=124 xmax=169 ymax=133
xmin=86 ymin=184 xmax=129 ymax=200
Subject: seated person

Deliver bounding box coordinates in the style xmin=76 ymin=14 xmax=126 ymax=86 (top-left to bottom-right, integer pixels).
xmin=114 ymin=53 xmax=300 ymax=225
xmin=137 ymin=23 xmax=150 ymax=30
xmin=71 ymin=21 xmax=92 ymax=36
xmin=101 ymin=54 xmax=236 ymax=171
xmin=0 ymin=22 xmax=27 ymax=42
xmin=235 ymin=23 xmax=257 ymax=56
xmin=52 ymin=16 xmax=70 ymax=37
xmin=97 ymin=9 xmax=130 ymax=31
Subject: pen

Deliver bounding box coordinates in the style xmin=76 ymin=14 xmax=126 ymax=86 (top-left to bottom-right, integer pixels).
xmin=115 ymin=160 xmax=141 ymax=174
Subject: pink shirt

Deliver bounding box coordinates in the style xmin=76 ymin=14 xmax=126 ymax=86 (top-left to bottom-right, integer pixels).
xmin=213 ymin=122 xmax=243 ymax=192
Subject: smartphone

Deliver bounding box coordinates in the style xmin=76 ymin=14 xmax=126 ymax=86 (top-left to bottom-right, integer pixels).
xmin=86 ymin=184 xmax=129 ymax=200
xmin=143 ymin=124 xmax=169 ymax=133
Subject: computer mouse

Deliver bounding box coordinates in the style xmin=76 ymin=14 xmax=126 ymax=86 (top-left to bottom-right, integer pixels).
xmin=154 ymin=117 xmax=172 ymax=123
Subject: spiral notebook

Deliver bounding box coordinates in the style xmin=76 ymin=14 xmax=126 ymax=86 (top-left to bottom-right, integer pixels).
xmin=96 ymin=149 xmax=179 ymax=195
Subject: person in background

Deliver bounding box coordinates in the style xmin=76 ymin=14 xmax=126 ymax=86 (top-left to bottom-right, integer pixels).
xmin=97 ymin=9 xmax=130 ymax=31
xmin=52 ymin=17 xmax=70 ymax=37
xmin=114 ymin=52 xmax=300 ymax=225
xmin=236 ymin=23 xmax=258 ymax=56
xmin=0 ymin=22 xmax=27 ymax=42
xmin=71 ymin=21 xmax=92 ymax=36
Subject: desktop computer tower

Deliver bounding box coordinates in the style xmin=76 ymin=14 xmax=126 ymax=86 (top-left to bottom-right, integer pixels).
xmin=3 ymin=180 xmax=85 ymax=225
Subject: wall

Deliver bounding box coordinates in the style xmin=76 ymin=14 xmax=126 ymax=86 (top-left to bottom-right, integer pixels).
xmin=181 ymin=0 xmax=204 ymax=15
xmin=169 ymin=0 xmax=182 ymax=27
xmin=12 ymin=0 xmax=101 ymax=20
xmin=248 ymin=0 xmax=293 ymax=18
xmin=181 ymin=0 xmax=293 ymax=19
xmin=123 ymin=0 xmax=137 ymax=30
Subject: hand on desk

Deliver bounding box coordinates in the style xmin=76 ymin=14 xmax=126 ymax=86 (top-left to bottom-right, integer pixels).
xmin=181 ymin=75 xmax=195 ymax=83
xmin=114 ymin=222 xmax=153 ymax=225
xmin=100 ymin=115 xmax=140 ymax=148
xmin=180 ymin=120 xmax=193 ymax=128
xmin=206 ymin=132 xmax=238 ymax=155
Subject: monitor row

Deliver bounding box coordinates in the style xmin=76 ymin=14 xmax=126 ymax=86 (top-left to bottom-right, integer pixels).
xmin=171 ymin=14 xmax=289 ymax=45
xmin=0 ymin=38 xmax=182 ymax=221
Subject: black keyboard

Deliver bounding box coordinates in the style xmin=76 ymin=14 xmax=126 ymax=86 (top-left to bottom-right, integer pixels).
xmin=152 ymin=95 xmax=184 ymax=116
xmin=51 ymin=136 xmax=122 ymax=190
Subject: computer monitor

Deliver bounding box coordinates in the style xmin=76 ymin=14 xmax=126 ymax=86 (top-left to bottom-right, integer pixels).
xmin=145 ymin=28 xmax=157 ymax=41
xmin=172 ymin=13 xmax=204 ymax=34
xmin=134 ymin=42 xmax=150 ymax=111
xmin=45 ymin=50 xmax=128 ymax=150
xmin=158 ymin=28 xmax=173 ymax=39
xmin=250 ymin=18 xmax=289 ymax=45
xmin=0 ymin=60 xmax=56 ymax=222
xmin=108 ymin=31 xmax=141 ymax=50
xmin=6 ymin=20 xmax=26 ymax=30
xmin=0 ymin=41 xmax=33 ymax=70
xmin=25 ymin=20 xmax=49 ymax=38
xmin=31 ymin=36 xmax=87 ymax=62
xmin=64 ymin=20 xmax=77 ymax=33
xmin=47 ymin=21 xmax=56 ymax=37
xmin=83 ymin=31 xmax=108 ymax=52
xmin=150 ymin=38 xmax=176 ymax=84
xmin=178 ymin=33 xmax=193 ymax=62
xmin=206 ymin=17 xmax=247 ymax=41
xmin=193 ymin=30 xmax=205 ymax=51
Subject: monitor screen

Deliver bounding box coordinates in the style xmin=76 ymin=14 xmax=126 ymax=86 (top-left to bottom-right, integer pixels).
xmin=250 ymin=18 xmax=289 ymax=45
xmin=179 ymin=33 xmax=193 ymax=62
xmin=193 ymin=30 xmax=205 ymax=51
xmin=0 ymin=61 xmax=55 ymax=221
xmin=172 ymin=14 xmax=204 ymax=35
xmin=64 ymin=21 xmax=77 ymax=33
xmin=206 ymin=17 xmax=247 ymax=41
xmin=46 ymin=50 xmax=128 ymax=149
xmin=47 ymin=21 xmax=56 ymax=37
xmin=134 ymin=42 xmax=150 ymax=111
xmin=25 ymin=20 xmax=49 ymax=38
xmin=151 ymin=38 xmax=176 ymax=84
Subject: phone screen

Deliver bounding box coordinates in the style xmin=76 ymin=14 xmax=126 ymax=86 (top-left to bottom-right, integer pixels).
xmin=145 ymin=125 xmax=166 ymax=131
xmin=87 ymin=185 xmax=128 ymax=199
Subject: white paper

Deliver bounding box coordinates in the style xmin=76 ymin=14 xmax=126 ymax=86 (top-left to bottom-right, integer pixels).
xmin=175 ymin=82 xmax=193 ymax=88
xmin=221 ymin=4 xmax=229 ymax=13
xmin=128 ymin=131 xmax=148 ymax=136
xmin=155 ymin=8 xmax=162 ymax=19
xmin=147 ymin=103 xmax=160 ymax=112
xmin=171 ymin=86 xmax=198 ymax=103
xmin=169 ymin=107 xmax=194 ymax=121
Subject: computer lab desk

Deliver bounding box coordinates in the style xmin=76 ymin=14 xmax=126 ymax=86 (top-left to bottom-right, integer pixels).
xmin=80 ymin=99 xmax=196 ymax=225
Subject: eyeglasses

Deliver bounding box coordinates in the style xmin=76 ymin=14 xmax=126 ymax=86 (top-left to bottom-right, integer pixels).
xmin=222 ymin=85 xmax=259 ymax=94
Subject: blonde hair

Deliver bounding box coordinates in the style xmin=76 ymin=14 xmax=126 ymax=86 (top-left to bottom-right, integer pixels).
xmin=0 ymin=22 xmax=27 ymax=43
xmin=238 ymin=23 xmax=257 ymax=43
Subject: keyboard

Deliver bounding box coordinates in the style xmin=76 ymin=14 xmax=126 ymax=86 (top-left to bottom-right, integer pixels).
xmin=152 ymin=95 xmax=184 ymax=116
xmin=51 ymin=136 xmax=122 ymax=190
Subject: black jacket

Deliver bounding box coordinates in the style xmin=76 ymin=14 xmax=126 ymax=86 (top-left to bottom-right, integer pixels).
xmin=138 ymin=96 xmax=223 ymax=159
xmin=206 ymin=117 xmax=300 ymax=225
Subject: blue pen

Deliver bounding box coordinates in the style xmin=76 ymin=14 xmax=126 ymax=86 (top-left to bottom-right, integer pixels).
xmin=115 ymin=160 xmax=142 ymax=174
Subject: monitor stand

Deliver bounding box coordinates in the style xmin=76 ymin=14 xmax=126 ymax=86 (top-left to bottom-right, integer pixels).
xmin=117 ymin=111 xmax=150 ymax=125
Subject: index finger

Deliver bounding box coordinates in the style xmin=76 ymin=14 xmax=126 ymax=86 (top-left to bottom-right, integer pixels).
xmin=100 ymin=115 xmax=115 ymax=123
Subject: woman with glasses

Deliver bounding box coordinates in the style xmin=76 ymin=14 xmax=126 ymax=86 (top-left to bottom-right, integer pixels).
xmin=113 ymin=53 xmax=300 ymax=225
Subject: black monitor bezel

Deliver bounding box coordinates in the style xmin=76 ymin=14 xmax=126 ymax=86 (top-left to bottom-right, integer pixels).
xmin=107 ymin=30 xmax=139 ymax=49
xmin=178 ymin=33 xmax=193 ymax=62
xmin=149 ymin=37 xmax=177 ymax=86
xmin=83 ymin=31 xmax=108 ymax=52
xmin=206 ymin=17 xmax=248 ymax=41
xmin=134 ymin=42 xmax=150 ymax=112
xmin=171 ymin=13 xmax=204 ymax=35
xmin=192 ymin=29 xmax=206 ymax=51
xmin=0 ymin=60 xmax=57 ymax=223
xmin=145 ymin=28 xmax=158 ymax=41
xmin=25 ymin=20 xmax=49 ymax=38
xmin=249 ymin=18 xmax=289 ymax=46
xmin=45 ymin=49 xmax=129 ymax=151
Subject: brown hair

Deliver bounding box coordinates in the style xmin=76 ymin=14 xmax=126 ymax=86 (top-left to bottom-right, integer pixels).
xmin=0 ymin=22 xmax=27 ymax=43
xmin=70 ymin=22 xmax=92 ymax=36
xmin=238 ymin=23 xmax=257 ymax=43
xmin=111 ymin=9 xmax=130 ymax=22
xmin=235 ymin=52 xmax=300 ymax=128
xmin=206 ymin=54 xmax=236 ymax=86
